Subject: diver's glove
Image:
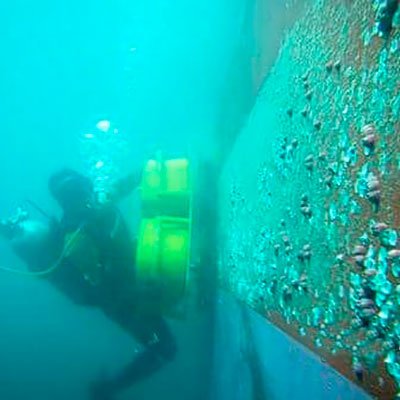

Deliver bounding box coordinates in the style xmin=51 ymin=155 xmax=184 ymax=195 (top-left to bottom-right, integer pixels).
xmin=0 ymin=208 xmax=29 ymax=240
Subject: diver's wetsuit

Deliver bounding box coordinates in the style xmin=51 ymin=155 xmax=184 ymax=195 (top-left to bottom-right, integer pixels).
xmin=28 ymin=170 xmax=177 ymax=399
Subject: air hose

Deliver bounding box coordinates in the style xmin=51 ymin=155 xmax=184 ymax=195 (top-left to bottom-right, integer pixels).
xmin=0 ymin=227 xmax=83 ymax=277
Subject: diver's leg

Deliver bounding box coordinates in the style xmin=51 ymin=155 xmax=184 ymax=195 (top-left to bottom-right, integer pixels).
xmin=91 ymin=309 xmax=177 ymax=398
xmin=110 ymin=314 xmax=177 ymax=390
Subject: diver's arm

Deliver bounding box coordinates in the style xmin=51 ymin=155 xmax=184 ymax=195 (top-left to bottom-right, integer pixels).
xmin=109 ymin=168 xmax=142 ymax=202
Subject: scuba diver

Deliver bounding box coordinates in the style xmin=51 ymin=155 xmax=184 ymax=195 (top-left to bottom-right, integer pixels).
xmin=0 ymin=168 xmax=177 ymax=400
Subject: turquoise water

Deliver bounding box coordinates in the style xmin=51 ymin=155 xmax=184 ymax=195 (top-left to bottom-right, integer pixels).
xmin=0 ymin=1 xmax=247 ymax=399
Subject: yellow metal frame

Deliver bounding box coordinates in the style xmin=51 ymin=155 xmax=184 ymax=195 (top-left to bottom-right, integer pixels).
xmin=135 ymin=156 xmax=192 ymax=315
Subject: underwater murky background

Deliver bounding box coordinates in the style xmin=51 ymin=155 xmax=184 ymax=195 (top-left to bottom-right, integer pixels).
xmin=0 ymin=1 xmax=250 ymax=399
xmin=1 ymin=0 xmax=400 ymax=399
